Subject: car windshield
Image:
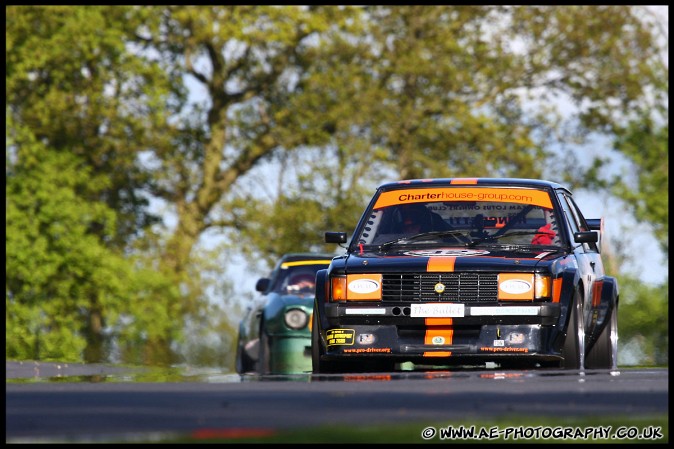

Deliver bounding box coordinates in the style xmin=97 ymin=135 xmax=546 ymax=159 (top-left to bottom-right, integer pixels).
xmin=270 ymin=261 xmax=331 ymax=296
xmin=355 ymin=186 xmax=563 ymax=248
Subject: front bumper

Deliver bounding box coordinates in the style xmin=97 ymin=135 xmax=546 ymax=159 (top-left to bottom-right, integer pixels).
xmin=269 ymin=335 xmax=312 ymax=374
xmin=319 ymin=302 xmax=563 ymax=365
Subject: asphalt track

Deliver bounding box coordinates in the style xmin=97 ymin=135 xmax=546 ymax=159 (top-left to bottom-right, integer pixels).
xmin=5 ymin=362 xmax=669 ymax=443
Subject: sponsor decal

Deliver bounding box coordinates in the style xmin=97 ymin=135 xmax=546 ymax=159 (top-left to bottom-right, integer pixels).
xmin=507 ymin=333 xmax=525 ymax=344
xmin=343 ymin=347 xmax=392 ymax=353
xmin=412 ymin=303 xmax=465 ymax=318
xmin=493 ymin=339 xmax=505 ymax=347
xmin=326 ymin=329 xmax=355 ymax=346
xmin=345 ymin=273 xmax=382 ymax=300
xmin=479 ymin=347 xmax=529 ymax=353
xmin=470 ymin=307 xmax=539 ymax=316
xmin=373 ymin=187 xmax=554 ymax=209
xmin=344 ymin=308 xmax=386 ymax=315
xmin=357 ymin=334 xmax=376 ymax=345
xmin=405 ymin=249 xmax=490 ymax=257
xmin=431 ymin=336 xmax=446 ymax=345
xmin=500 ymin=279 xmax=532 ymax=295
xmin=348 ymin=278 xmax=380 ymax=294
xmin=498 ymin=273 xmax=535 ymax=300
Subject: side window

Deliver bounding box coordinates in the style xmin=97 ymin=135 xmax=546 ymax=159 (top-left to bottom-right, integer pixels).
xmin=556 ymin=192 xmax=578 ymax=235
xmin=269 ymin=267 xmax=287 ymax=293
xmin=565 ymin=195 xmax=599 ymax=252
xmin=559 ymin=193 xmax=598 ymax=252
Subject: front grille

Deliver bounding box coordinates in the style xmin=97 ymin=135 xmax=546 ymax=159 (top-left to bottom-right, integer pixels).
xmin=382 ymin=273 xmax=498 ymax=302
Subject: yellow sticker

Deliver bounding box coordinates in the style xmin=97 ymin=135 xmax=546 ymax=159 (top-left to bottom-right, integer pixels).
xmin=326 ymin=329 xmax=355 ymax=346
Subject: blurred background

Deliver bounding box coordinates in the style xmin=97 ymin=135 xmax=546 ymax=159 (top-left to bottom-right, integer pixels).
xmin=6 ymin=6 xmax=668 ymax=370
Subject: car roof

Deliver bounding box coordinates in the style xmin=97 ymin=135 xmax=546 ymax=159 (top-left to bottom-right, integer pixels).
xmin=278 ymin=253 xmax=335 ymax=263
xmin=376 ymin=177 xmax=570 ymax=193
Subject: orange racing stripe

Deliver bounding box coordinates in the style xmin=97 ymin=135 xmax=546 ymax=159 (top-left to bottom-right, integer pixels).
xmin=427 ymin=256 xmax=456 ymax=272
xmin=425 ymin=318 xmax=454 ymax=326
xmin=424 ymin=326 xmax=453 ymax=357
xmin=425 ymin=257 xmax=455 ymax=357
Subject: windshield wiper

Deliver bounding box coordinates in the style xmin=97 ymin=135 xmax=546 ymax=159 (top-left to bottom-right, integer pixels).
xmin=465 ymin=230 xmax=548 ymax=248
xmin=380 ymin=230 xmax=470 ymax=251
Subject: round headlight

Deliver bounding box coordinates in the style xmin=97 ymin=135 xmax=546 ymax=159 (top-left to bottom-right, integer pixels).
xmin=284 ymin=309 xmax=308 ymax=329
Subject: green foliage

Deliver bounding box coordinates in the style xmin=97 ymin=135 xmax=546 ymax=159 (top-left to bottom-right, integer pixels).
xmin=6 ymin=5 xmax=173 ymax=246
xmin=225 ymin=147 xmax=386 ymax=267
xmin=6 ymin=123 xmax=122 ymax=361
xmin=617 ymin=275 xmax=669 ymax=366
xmin=611 ymin=114 xmax=668 ymax=256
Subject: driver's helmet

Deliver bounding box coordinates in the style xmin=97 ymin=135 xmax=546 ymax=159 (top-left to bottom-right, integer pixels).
xmin=287 ymin=273 xmax=316 ymax=294
xmin=396 ymin=203 xmax=432 ymax=233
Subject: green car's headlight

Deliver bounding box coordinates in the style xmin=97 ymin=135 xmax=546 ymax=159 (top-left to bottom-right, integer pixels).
xmin=284 ymin=309 xmax=309 ymax=330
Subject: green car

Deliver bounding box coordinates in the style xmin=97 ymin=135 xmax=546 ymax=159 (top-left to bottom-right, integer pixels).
xmin=236 ymin=253 xmax=335 ymax=375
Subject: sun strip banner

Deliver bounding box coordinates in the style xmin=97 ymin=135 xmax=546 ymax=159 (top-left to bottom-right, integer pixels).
xmin=373 ymin=187 xmax=553 ymax=209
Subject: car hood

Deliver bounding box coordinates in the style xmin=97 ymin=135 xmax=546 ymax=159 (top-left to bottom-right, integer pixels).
xmin=266 ymin=293 xmax=315 ymax=308
xmin=341 ymin=247 xmax=564 ymax=273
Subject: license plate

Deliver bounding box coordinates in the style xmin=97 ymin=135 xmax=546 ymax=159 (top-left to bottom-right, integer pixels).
xmin=411 ymin=303 xmax=465 ymax=318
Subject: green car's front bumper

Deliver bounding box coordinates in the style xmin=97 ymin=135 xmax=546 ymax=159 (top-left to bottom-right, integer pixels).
xmin=268 ymin=335 xmax=312 ymax=374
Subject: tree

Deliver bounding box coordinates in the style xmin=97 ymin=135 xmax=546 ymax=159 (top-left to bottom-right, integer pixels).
xmin=611 ymin=113 xmax=668 ymax=256
xmin=6 ymin=6 xmax=181 ymax=364
xmin=229 ymin=6 xmax=666 ymax=264
xmin=6 ymin=120 xmax=126 ymax=361
xmin=617 ymin=276 xmax=669 ymax=366
xmin=130 ymin=5 xmax=363 ymax=267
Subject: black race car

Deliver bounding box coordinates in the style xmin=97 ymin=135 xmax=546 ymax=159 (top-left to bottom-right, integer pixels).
xmin=312 ymin=178 xmax=619 ymax=372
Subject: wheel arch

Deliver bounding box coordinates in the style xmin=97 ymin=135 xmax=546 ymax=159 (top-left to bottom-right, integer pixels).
xmin=553 ymin=267 xmax=584 ymax=351
xmin=312 ymin=269 xmax=330 ymax=346
xmin=586 ymin=275 xmax=619 ymax=351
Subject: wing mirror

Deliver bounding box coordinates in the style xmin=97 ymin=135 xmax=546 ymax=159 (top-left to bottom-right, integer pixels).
xmin=573 ymin=231 xmax=598 ymax=244
xmin=325 ymin=232 xmax=347 ymax=244
xmin=255 ymin=278 xmax=270 ymax=292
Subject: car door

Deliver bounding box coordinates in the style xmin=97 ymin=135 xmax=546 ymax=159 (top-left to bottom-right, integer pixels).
xmin=557 ymin=191 xmax=603 ymax=340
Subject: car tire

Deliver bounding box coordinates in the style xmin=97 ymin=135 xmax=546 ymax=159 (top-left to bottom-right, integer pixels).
xmin=585 ymin=304 xmax=618 ymax=370
xmin=235 ymin=333 xmax=253 ymax=374
xmin=562 ymin=291 xmax=585 ymax=370
xmin=311 ymin=311 xmax=343 ymax=373
xmin=235 ymin=337 xmax=244 ymax=374
xmin=258 ymin=327 xmax=271 ymax=375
